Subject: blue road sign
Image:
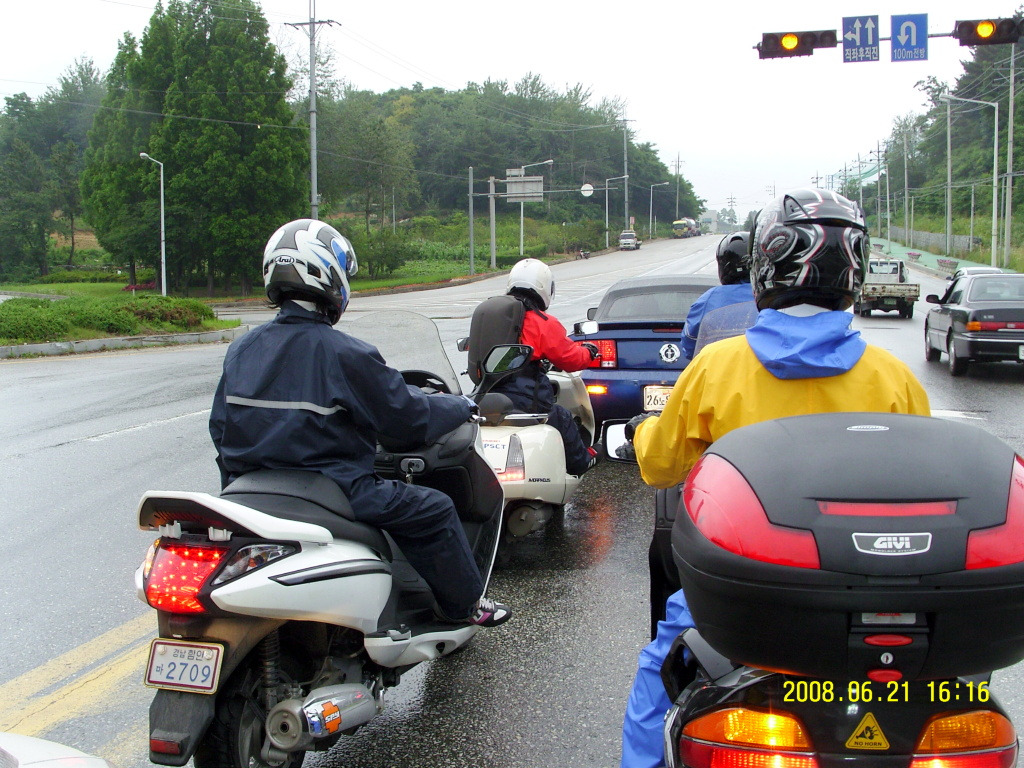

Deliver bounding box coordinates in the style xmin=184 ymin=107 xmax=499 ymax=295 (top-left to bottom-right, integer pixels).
xmin=843 ymin=15 xmax=880 ymax=62
xmin=891 ymin=14 xmax=928 ymax=61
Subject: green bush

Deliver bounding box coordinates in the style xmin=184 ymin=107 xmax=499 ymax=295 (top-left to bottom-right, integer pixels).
xmin=125 ymin=296 xmax=214 ymax=328
xmin=56 ymin=299 xmax=141 ymax=336
xmin=0 ymin=303 xmax=71 ymax=343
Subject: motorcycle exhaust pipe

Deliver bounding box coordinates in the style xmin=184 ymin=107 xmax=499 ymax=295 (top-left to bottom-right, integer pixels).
xmin=506 ymin=501 xmax=552 ymax=538
xmin=265 ymin=684 xmax=378 ymax=754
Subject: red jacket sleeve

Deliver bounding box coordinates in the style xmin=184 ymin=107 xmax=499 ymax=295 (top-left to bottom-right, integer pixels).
xmin=521 ymin=310 xmax=593 ymax=372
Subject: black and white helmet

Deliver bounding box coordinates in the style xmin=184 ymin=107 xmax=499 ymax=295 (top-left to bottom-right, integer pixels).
xmin=751 ymin=188 xmax=867 ymax=311
xmin=506 ymin=258 xmax=554 ymax=310
xmin=263 ymin=219 xmax=358 ymax=324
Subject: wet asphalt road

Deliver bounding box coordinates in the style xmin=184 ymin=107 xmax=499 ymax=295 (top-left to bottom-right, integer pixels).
xmin=2 ymin=237 xmax=1024 ymax=767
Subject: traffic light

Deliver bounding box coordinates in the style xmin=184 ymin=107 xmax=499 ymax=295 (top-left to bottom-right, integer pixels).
xmin=758 ymin=30 xmax=838 ymax=59
xmin=952 ymin=18 xmax=1023 ymax=46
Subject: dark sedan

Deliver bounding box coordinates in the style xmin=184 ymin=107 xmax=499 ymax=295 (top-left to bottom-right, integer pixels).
xmin=569 ymin=275 xmax=719 ymax=425
xmin=924 ymin=273 xmax=1024 ymax=376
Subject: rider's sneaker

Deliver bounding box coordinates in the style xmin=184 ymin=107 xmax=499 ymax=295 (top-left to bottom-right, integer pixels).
xmin=585 ymin=446 xmax=599 ymax=471
xmin=468 ymin=597 xmax=512 ymax=627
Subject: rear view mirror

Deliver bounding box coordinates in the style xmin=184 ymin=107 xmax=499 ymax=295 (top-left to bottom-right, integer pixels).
xmin=925 ymin=294 xmax=940 ymax=304
xmin=601 ymin=419 xmax=636 ymax=463
xmin=574 ymin=320 xmax=599 ymax=336
xmin=483 ymin=344 xmax=533 ymax=375
xmin=587 ymin=307 xmax=597 ymax=320
xmin=456 ymin=337 xmax=469 ymax=352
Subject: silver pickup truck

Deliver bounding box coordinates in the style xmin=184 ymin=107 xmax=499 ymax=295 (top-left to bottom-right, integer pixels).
xmin=855 ymin=258 xmax=920 ymax=319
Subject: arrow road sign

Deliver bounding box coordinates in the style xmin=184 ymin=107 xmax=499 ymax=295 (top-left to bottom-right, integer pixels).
xmin=891 ymin=14 xmax=928 ymax=61
xmin=843 ymin=15 xmax=879 ymax=62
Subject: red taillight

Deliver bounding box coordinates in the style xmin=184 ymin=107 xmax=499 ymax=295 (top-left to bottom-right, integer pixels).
xmin=150 ymin=738 xmax=183 ymax=755
xmin=679 ymin=741 xmax=819 ymax=768
xmin=679 ymin=707 xmax=817 ymax=768
xmin=966 ymin=455 xmax=1024 ymax=569
xmin=684 ymin=454 xmax=820 ymax=569
xmin=586 ymin=339 xmax=617 ymax=368
xmin=144 ymin=541 xmax=229 ymax=613
xmin=909 ymin=752 xmax=1017 ymax=768
xmin=966 ymin=321 xmax=1022 ymax=331
xmin=818 ymin=500 xmax=957 ymax=517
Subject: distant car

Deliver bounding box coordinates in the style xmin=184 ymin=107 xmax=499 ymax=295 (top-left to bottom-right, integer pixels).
xmin=569 ymin=275 xmax=719 ymax=425
xmin=947 ymin=265 xmax=1003 ymax=282
xmin=924 ymin=273 xmax=1024 ymax=376
xmin=618 ymin=230 xmax=641 ymax=250
xmin=0 ymin=732 xmax=114 ymax=767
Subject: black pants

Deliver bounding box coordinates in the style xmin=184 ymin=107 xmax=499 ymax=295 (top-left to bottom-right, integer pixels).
xmin=351 ymin=478 xmax=484 ymax=620
xmin=649 ymin=484 xmax=684 ymax=639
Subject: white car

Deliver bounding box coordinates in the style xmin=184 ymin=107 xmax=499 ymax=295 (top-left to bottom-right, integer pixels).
xmin=0 ymin=733 xmax=114 ymax=767
xmin=618 ymin=230 xmax=641 ymax=250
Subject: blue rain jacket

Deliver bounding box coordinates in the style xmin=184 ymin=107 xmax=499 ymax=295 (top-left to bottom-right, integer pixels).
xmin=679 ymin=282 xmax=755 ymax=360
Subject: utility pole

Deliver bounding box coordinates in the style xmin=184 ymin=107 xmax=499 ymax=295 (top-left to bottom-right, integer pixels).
xmin=621 ymin=119 xmax=630 ymax=230
xmin=946 ymin=96 xmax=953 ymax=257
xmin=903 ymin=134 xmax=909 ymax=247
xmin=673 ymin=153 xmax=682 ymax=219
xmin=765 ymin=183 xmax=776 ymax=199
xmin=857 ymin=153 xmax=864 ymax=213
xmin=468 ymin=167 xmax=475 ymax=275
xmin=287 ymin=1 xmax=338 ymax=220
xmin=1005 ymin=43 xmax=1016 ymax=267
xmin=488 ymin=176 xmax=497 ymax=269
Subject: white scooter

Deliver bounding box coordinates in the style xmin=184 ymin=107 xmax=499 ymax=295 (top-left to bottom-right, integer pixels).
xmin=136 ymin=312 xmax=519 ymax=768
xmin=459 ymin=338 xmax=596 ymax=558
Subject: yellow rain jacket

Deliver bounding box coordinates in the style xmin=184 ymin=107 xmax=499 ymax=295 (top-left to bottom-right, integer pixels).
xmin=633 ymin=332 xmax=931 ymax=489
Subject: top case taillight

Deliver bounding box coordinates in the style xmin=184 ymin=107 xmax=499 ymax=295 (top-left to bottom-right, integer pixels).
xmin=586 ymin=339 xmax=617 ymax=368
xmin=684 ymin=454 xmax=820 ymax=569
xmin=144 ymin=540 xmax=229 ymax=614
xmin=966 ymin=454 xmax=1024 ymax=569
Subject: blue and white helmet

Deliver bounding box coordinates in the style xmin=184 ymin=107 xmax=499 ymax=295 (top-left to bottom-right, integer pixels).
xmin=263 ymin=219 xmax=358 ymax=324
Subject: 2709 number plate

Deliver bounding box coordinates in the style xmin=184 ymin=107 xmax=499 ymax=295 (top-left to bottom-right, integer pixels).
xmin=144 ymin=639 xmax=223 ymax=694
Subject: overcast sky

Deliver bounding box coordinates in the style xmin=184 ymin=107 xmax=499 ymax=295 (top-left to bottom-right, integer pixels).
xmin=3 ymin=0 xmax=1019 ymax=215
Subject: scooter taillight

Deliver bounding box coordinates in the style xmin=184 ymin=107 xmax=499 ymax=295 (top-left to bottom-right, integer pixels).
xmin=678 ymin=707 xmax=818 ymax=768
xmin=144 ymin=540 xmax=229 ymax=614
xmin=684 ymin=454 xmax=820 ymax=569
xmin=966 ymin=455 xmax=1024 ymax=569
xmin=910 ymin=711 xmax=1017 ymax=768
xmin=496 ymin=434 xmax=525 ymax=483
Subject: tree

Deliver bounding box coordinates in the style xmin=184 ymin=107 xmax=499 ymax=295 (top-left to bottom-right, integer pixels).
xmin=0 ymin=140 xmax=52 ymax=278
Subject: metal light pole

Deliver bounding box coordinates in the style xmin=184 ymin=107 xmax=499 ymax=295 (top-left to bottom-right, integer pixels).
xmin=942 ymin=94 xmax=999 ymax=266
xmin=139 ymin=152 xmax=166 ymax=296
xmin=649 ymin=182 xmax=670 ymax=239
xmin=518 ymin=159 xmax=553 ymax=256
xmin=605 ymin=175 xmax=628 ymax=249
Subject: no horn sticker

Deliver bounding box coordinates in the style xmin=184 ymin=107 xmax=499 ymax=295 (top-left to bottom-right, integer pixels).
xmin=845 ymin=712 xmax=890 ymax=750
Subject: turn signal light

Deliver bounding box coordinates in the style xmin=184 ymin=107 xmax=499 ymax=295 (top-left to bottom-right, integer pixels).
xmin=915 ymin=710 xmax=1016 ymax=752
xmin=496 ymin=434 xmax=526 ymax=483
xmin=679 ymin=707 xmax=817 ymax=768
xmin=685 ymin=455 xmax=820 ymax=568
xmin=966 ymin=455 xmax=1024 ymax=568
xmin=144 ymin=541 xmax=229 ymax=613
xmin=966 ymin=321 xmax=1021 ymax=331
xmin=586 ymin=384 xmax=608 ymax=396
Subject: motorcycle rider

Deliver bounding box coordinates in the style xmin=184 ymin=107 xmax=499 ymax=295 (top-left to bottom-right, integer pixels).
xmin=620 ymin=189 xmax=930 ymax=768
xmin=678 ymin=231 xmax=755 ymax=361
xmin=209 ymin=218 xmax=510 ymax=627
xmin=482 ymin=257 xmax=600 ymax=475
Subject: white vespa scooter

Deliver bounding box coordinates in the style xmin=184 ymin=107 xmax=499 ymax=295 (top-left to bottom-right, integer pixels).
xmin=458 ymin=338 xmax=596 ymax=557
xmin=135 ymin=312 xmax=524 ymax=768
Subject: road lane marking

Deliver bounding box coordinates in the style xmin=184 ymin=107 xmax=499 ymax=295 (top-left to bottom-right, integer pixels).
xmin=932 ymin=409 xmax=986 ymax=421
xmin=84 ymin=410 xmax=210 ymax=442
xmin=0 ymin=613 xmax=153 ymax=731
xmin=98 ymin=720 xmax=150 ymax=768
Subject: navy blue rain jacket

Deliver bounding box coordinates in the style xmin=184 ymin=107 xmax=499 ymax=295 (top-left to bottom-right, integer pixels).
xmin=209 ymin=303 xmax=472 ymax=509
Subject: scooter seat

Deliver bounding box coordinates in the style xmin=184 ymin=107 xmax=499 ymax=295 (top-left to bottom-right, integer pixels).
xmin=222 ymin=470 xmax=392 ymax=559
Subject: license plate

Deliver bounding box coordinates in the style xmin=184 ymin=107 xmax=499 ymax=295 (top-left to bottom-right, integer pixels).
xmin=643 ymin=385 xmax=673 ymax=411
xmin=1019 ymin=346 xmax=1024 ymax=361
xmin=145 ymin=639 xmax=224 ymax=694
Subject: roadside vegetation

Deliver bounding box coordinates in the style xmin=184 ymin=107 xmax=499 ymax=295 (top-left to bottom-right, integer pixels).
xmin=0 ymin=295 xmax=238 ymax=346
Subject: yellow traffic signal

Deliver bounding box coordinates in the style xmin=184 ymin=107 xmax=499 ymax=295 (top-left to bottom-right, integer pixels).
xmin=759 ymin=30 xmax=838 ymax=59
xmin=953 ymin=18 xmax=1021 ymax=46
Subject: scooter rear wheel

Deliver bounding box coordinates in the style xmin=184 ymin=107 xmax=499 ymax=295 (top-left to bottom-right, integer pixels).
xmin=193 ymin=649 xmax=308 ymax=768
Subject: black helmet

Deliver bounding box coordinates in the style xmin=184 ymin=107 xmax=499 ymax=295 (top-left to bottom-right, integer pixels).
xmin=751 ymin=188 xmax=867 ymax=311
xmin=716 ymin=232 xmax=750 ymax=285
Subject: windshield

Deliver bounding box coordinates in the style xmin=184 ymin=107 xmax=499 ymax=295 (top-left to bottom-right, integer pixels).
xmin=338 ymin=310 xmax=462 ymax=394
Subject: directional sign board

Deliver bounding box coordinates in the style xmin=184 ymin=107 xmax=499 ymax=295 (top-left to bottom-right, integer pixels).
xmin=843 ymin=15 xmax=879 ymax=62
xmin=891 ymin=14 xmax=927 ymax=61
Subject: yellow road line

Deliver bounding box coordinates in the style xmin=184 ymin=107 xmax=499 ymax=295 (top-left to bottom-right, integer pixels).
xmin=0 ymin=613 xmax=153 ymax=730
xmin=97 ymin=720 xmax=149 ymax=768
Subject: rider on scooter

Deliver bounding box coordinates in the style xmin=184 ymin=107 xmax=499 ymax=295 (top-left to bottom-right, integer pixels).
xmin=679 ymin=231 xmax=754 ymax=361
xmin=619 ymin=189 xmax=930 ymax=768
xmin=209 ymin=218 xmax=510 ymax=627
xmin=483 ymin=258 xmax=600 ymax=475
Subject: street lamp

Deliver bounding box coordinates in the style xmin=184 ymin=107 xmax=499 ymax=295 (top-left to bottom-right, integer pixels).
xmin=649 ymin=181 xmax=670 ymax=240
xmin=940 ymin=94 xmax=999 ymax=266
xmin=518 ymin=159 xmax=553 ymax=256
xmin=139 ymin=152 xmax=167 ymax=296
xmin=605 ymin=175 xmax=628 ymax=249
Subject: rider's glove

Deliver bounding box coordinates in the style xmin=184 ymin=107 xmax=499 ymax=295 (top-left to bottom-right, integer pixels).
xmin=624 ymin=412 xmax=656 ymax=442
xmin=580 ymin=342 xmax=601 ymax=360
xmin=615 ymin=442 xmax=637 ymax=460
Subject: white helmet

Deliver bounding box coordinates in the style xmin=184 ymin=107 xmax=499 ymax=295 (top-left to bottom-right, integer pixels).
xmin=263 ymin=219 xmax=358 ymax=324
xmin=506 ymin=258 xmax=554 ymax=310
